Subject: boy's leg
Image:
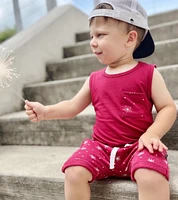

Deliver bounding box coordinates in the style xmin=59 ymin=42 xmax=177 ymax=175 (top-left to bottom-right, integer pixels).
xmin=134 ymin=168 xmax=170 ymax=200
xmin=65 ymin=166 xmax=92 ymax=200
xmin=129 ymin=147 xmax=170 ymax=200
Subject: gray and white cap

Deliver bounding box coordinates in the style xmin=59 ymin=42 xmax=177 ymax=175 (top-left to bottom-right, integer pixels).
xmin=89 ymin=0 xmax=155 ymax=59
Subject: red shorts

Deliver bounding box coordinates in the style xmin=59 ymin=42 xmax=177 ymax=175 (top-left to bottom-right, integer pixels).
xmin=62 ymin=139 xmax=169 ymax=182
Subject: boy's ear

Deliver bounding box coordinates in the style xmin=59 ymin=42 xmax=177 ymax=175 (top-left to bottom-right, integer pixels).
xmin=126 ymin=30 xmax=137 ymax=47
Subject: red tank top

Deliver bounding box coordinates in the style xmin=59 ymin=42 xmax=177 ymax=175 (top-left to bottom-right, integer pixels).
xmin=89 ymin=61 xmax=155 ymax=147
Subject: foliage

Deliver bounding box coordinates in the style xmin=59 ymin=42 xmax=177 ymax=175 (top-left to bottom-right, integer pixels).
xmin=0 ymin=28 xmax=16 ymax=43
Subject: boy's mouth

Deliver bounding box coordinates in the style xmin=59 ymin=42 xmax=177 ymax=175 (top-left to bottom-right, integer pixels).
xmin=94 ymin=52 xmax=102 ymax=55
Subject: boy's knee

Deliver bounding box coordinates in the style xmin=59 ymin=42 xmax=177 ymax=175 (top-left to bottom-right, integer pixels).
xmin=134 ymin=168 xmax=167 ymax=186
xmin=65 ymin=166 xmax=92 ymax=183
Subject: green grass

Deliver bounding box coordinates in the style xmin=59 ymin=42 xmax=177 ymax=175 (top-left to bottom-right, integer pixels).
xmin=0 ymin=28 xmax=16 ymax=43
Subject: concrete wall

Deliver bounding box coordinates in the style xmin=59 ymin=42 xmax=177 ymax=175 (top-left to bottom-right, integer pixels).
xmin=0 ymin=5 xmax=89 ymax=116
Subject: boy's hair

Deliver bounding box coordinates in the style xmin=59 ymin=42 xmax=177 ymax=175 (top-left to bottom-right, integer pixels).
xmin=90 ymin=3 xmax=145 ymax=49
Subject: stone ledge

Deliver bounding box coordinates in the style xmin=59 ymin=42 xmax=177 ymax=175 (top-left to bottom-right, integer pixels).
xmin=0 ymin=146 xmax=177 ymax=200
xmin=25 ymin=64 xmax=178 ymax=104
xmin=0 ymin=104 xmax=178 ymax=149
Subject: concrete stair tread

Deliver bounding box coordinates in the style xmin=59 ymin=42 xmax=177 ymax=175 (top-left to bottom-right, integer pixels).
xmin=25 ymin=76 xmax=88 ymax=88
xmin=150 ymin=19 xmax=178 ymax=29
xmin=0 ymin=103 xmax=177 ymax=148
xmin=61 ymin=38 xmax=178 ymax=67
xmin=46 ymin=54 xmax=178 ymax=83
xmin=0 ymin=145 xmax=178 ymax=199
xmin=36 ymin=63 xmax=178 ymax=86
xmin=50 ymin=52 xmax=178 ymax=66
xmin=24 ymin=64 xmax=178 ymax=103
xmin=155 ymin=38 xmax=178 ymax=45
xmin=148 ymin=9 xmax=178 ymax=26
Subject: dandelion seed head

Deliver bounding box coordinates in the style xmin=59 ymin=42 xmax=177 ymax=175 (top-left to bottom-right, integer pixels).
xmin=0 ymin=46 xmax=19 ymax=88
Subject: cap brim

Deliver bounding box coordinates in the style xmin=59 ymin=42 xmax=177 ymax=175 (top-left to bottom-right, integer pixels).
xmin=133 ymin=31 xmax=155 ymax=59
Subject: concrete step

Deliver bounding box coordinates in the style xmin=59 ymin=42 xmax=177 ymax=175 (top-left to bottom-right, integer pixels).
xmin=47 ymin=45 xmax=178 ymax=81
xmin=62 ymin=38 xmax=178 ymax=68
xmin=0 ymin=104 xmax=178 ymax=149
xmin=0 ymin=106 xmax=95 ymax=147
xmin=75 ymin=20 xmax=178 ymax=43
xmin=148 ymin=9 xmax=178 ymax=26
xmin=142 ymin=38 xmax=178 ymax=66
xmin=150 ymin=20 xmax=178 ymax=42
xmin=76 ymin=31 xmax=90 ymax=42
xmin=46 ymin=54 xmax=104 ymax=81
xmin=27 ymin=65 xmax=178 ymax=103
xmin=23 ymin=76 xmax=88 ymax=104
xmin=159 ymin=65 xmax=178 ymax=100
xmin=0 ymin=145 xmax=178 ymax=200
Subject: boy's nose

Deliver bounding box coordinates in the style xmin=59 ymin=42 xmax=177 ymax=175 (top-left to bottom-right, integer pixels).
xmin=90 ymin=38 xmax=98 ymax=48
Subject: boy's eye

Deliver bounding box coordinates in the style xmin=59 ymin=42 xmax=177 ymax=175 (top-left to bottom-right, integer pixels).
xmin=97 ymin=33 xmax=103 ymax=37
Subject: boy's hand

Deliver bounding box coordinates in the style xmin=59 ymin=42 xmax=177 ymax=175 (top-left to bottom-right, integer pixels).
xmin=138 ymin=132 xmax=168 ymax=154
xmin=24 ymin=100 xmax=46 ymax=122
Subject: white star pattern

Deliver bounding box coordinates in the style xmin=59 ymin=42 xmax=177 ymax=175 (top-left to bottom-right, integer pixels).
xmin=97 ymin=146 xmax=102 ymax=150
xmin=116 ymin=156 xmax=120 ymax=161
xmin=81 ymin=147 xmax=86 ymax=150
xmin=148 ymin=158 xmax=155 ymax=163
xmin=95 ymin=168 xmax=99 ymax=172
xmin=122 ymin=106 xmax=132 ymax=113
xmin=90 ymin=155 xmax=96 ymax=160
xmin=138 ymin=152 xmax=144 ymax=156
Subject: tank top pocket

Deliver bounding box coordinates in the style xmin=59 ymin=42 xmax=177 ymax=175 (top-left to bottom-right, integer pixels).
xmin=121 ymin=91 xmax=146 ymax=119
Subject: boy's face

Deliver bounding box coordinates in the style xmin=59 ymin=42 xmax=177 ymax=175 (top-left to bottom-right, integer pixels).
xmin=90 ymin=17 xmax=130 ymax=66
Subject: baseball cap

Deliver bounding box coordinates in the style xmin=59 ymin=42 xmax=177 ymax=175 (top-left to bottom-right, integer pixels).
xmin=89 ymin=0 xmax=155 ymax=59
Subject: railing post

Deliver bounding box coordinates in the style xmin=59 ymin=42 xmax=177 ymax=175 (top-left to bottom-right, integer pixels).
xmin=12 ymin=0 xmax=23 ymax=32
xmin=46 ymin=0 xmax=57 ymax=12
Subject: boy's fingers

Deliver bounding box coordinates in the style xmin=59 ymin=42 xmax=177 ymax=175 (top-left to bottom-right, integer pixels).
xmin=138 ymin=140 xmax=144 ymax=151
xmin=29 ymin=114 xmax=37 ymax=120
xmin=144 ymin=143 xmax=154 ymax=154
xmin=152 ymin=140 xmax=159 ymax=150
xmin=31 ymin=118 xmax=38 ymax=123
xmin=26 ymin=110 xmax=34 ymax=115
xmin=25 ymin=100 xmax=37 ymax=109
xmin=158 ymin=143 xmax=168 ymax=152
xmin=24 ymin=104 xmax=31 ymax=110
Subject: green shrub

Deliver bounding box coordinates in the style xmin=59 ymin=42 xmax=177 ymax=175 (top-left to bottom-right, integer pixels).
xmin=0 ymin=28 xmax=16 ymax=43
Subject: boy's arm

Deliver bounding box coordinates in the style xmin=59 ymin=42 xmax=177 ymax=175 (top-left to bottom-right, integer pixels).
xmin=138 ymin=68 xmax=177 ymax=153
xmin=25 ymin=77 xmax=91 ymax=122
xmin=45 ymin=77 xmax=91 ymax=120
